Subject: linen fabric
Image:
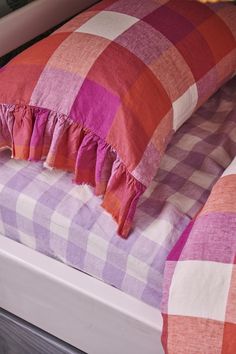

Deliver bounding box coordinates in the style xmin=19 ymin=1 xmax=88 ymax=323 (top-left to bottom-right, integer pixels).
xmin=0 ymin=0 xmax=235 ymax=237
xmin=161 ymin=159 xmax=236 ymax=353
xmin=0 ymin=77 xmax=235 ymax=308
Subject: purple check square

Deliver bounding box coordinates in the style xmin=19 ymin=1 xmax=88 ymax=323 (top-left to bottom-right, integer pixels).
xmin=144 ymin=6 xmax=194 ymax=44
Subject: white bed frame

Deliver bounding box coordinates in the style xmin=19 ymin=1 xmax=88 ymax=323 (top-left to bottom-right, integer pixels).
xmin=0 ymin=236 xmax=164 ymax=354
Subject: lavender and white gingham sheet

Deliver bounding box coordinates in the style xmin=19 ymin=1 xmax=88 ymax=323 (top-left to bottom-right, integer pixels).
xmin=0 ymin=77 xmax=236 ymax=308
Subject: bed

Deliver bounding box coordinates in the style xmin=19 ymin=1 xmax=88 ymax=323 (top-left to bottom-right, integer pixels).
xmin=0 ymin=0 xmax=235 ymax=353
xmin=1 ymin=76 xmax=235 ymax=353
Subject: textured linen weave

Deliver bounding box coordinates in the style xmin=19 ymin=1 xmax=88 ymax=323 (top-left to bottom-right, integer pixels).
xmin=0 ymin=0 xmax=235 ymax=236
xmin=161 ymin=157 xmax=236 ymax=353
xmin=0 ymin=78 xmax=236 ymax=308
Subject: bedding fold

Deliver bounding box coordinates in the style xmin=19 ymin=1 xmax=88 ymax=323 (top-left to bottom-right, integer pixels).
xmin=0 ymin=103 xmax=145 ymax=237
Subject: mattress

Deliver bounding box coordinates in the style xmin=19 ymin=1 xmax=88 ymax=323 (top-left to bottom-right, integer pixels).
xmin=0 ymin=77 xmax=235 ymax=308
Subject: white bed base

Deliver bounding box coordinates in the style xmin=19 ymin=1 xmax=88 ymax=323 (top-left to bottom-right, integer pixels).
xmin=0 ymin=236 xmax=164 ymax=354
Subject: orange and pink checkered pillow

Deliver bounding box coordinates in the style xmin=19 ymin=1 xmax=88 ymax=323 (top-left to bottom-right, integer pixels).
xmin=0 ymin=0 xmax=235 ymax=237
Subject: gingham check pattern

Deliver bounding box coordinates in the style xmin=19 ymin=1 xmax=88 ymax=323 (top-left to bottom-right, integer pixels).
xmin=0 ymin=0 xmax=235 ymax=237
xmin=0 ymin=78 xmax=236 ymax=308
xmin=161 ymin=156 xmax=236 ymax=353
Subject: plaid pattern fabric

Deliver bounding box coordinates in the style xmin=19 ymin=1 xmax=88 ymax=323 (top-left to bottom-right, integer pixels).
xmin=0 ymin=77 xmax=235 ymax=308
xmin=0 ymin=0 xmax=235 ymax=237
xmin=161 ymin=161 xmax=236 ymax=353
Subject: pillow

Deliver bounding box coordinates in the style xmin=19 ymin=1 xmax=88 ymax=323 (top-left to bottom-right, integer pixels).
xmin=0 ymin=0 xmax=235 ymax=237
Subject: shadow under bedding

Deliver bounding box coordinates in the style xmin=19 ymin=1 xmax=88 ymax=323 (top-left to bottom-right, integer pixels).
xmin=0 ymin=77 xmax=235 ymax=308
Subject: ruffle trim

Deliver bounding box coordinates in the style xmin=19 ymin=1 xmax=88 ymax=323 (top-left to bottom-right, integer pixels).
xmin=0 ymin=104 xmax=145 ymax=238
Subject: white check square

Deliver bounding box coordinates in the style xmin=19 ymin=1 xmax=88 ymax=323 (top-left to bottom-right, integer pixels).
xmin=50 ymin=211 xmax=71 ymax=240
xmin=168 ymin=260 xmax=233 ymax=322
xmin=16 ymin=194 xmax=37 ymax=220
xmin=173 ymin=84 xmax=198 ymax=131
xmin=126 ymin=255 xmax=150 ymax=282
xmin=87 ymin=231 xmax=109 ymax=262
xmin=19 ymin=230 xmax=36 ymax=249
xmin=76 ymin=11 xmax=138 ymax=41
xmin=141 ymin=218 xmax=173 ymax=244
